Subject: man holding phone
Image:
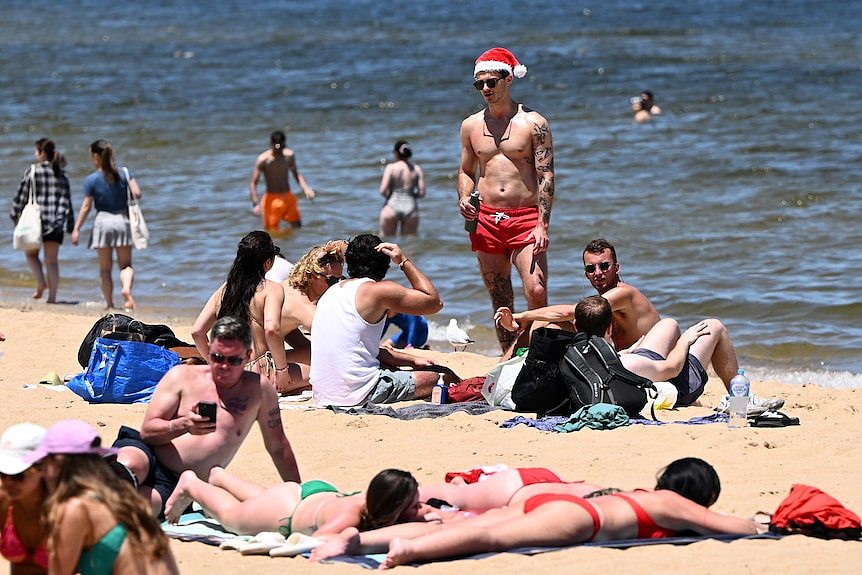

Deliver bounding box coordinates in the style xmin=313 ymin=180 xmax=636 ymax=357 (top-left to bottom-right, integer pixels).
xmin=112 ymin=315 xmax=300 ymax=517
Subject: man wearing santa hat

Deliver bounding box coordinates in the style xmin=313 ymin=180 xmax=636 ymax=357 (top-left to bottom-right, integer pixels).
xmin=458 ymin=47 xmax=555 ymax=351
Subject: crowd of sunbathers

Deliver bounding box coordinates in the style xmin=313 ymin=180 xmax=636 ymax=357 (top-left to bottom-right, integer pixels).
xmin=1 ymin=223 xmax=793 ymax=575
xmin=0 ymin=416 xmax=769 ymax=572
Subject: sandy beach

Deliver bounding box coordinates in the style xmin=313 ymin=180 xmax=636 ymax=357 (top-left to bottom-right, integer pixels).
xmin=0 ymin=303 xmax=860 ymax=574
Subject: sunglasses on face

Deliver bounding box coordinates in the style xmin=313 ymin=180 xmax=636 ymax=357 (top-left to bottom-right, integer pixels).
xmin=0 ymin=470 xmax=28 ymax=481
xmin=473 ymin=77 xmax=504 ymax=90
xmin=584 ymin=261 xmax=613 ymax=274
xmin=324 ymin=275 xmax=344 ymax=287
xmin=209 ymin=352 xmax=245 ymax=366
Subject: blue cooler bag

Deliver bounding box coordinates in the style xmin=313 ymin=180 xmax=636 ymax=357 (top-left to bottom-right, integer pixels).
xmin=67 ymin=337 xmax=181 ymax=403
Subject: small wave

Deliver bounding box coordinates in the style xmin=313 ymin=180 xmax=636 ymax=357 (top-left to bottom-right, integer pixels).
xmin=747 ymin=367 xmax=862 ymax=390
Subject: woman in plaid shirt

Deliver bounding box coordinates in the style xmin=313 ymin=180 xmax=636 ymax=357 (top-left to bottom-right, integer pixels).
xmin=10 ymin=138 xmax=74 ymax=303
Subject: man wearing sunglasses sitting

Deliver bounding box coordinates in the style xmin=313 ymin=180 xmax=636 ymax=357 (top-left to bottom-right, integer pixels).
xmin=458 ymin=47 xmax=555 ymax=353
xmin=495 ymin=238 xmax=660 ymax=352
xmin=112 ymin=316 xmax=301 ymax=517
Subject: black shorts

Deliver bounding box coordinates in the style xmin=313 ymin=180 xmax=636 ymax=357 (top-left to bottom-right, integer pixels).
xmin=631 ymin=348 xmax=708 ymax=407
xmin=112 ymin=426 xmax=179 ymax=518
xmin=43 ymin=229 xmax=64 ymax=244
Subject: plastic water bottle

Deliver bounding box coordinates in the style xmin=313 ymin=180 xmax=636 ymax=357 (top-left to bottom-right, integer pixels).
xmin=464 ymin=191 xmax=480 ymax=232
xmin=727 ymin=369 xmax=750 ymax=428
xmin=431 ymin=373 xmax=448 ymax=405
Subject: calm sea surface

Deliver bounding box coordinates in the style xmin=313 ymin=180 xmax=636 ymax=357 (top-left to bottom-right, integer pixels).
xmin=1 ymin=0 xmax=860 ymax=386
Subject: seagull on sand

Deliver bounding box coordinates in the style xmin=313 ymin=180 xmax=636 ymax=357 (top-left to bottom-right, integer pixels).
xmin=447 ymin=318 xmax=474 ymax=352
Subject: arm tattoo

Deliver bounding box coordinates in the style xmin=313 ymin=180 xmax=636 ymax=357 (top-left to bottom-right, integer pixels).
xmin=532 ymin=121 xmax=550 ymax=145
xmin=265 ymin=407 xmax=282 ymax=429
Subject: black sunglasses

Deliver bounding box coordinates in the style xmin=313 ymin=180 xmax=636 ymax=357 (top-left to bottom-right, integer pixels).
xmin=324 ymin=275 xmax=344 ymax=287
xmin=0 ymin=470 xmax=27 ymax=481
xmin=473 ymin=77 xmax=504 ymax=90
xmin=209 ymin=352 xmax=245 ymax=366
xmin=584 ymin=261 xmax=613 ymax=274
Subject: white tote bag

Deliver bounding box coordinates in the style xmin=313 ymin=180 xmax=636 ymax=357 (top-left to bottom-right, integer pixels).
xmin=123 ymin=167 xmax=149 ymax=249
xmin=481 ymin=353 xmax=526 ymax=410
xmin=13 ymin=165 xmax=43 ymax=252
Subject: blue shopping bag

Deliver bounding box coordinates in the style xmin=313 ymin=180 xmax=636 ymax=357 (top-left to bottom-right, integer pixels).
xmin=67 ymin=337 xmax=181 ymax=403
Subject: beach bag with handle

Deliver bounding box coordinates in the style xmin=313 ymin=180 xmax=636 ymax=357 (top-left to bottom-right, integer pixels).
xmin=123 ymin=167 xmax=149 ymax=249
xmin=511 ymin=327 xmax=577 ymax=416
xmin=67 ymin=337 xmax=181 ymax=404
xmin=12 ymin=165 xmax=42 ymax=252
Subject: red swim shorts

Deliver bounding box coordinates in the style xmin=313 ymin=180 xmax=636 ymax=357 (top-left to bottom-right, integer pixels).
xmin=469 ymin=204 xmax=538 ymax=255
xmin=262 ymin=190 xmax=300 ymax=229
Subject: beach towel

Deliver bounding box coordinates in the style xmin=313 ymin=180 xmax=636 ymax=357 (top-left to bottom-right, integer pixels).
xmin=320 ymin=533 xmax=786 ymax=569
xmin=161 ymin=511 xmax=244 ymax=546
xmin=328 ymin=401 xmax=496 ymax=420
xmin=500 ymin=412 xmax=727 ymax=431
xmin=553 ymin=403 xmax=630 ymax=432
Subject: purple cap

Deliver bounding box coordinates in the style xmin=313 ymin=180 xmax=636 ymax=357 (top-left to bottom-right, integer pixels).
xmin=24 ymin=419 xmax=117 ymax=464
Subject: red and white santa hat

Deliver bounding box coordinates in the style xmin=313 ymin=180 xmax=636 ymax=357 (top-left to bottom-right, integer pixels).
xmin=473 ymin=47 xmax=527 ymax=79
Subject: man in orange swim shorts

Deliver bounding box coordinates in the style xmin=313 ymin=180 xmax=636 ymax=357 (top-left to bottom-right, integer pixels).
xmin=249 ymin=130 xmax=316 ymax=230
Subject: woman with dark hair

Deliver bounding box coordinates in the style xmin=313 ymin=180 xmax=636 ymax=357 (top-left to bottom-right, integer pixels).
xmin=163 ymin=467 xmax=425 ymax=537
xmin=10 ymin=138 xmax=74 ymax=303
xmin=0 ymin=423 xmax=49 ymax=575
xmin=72 ymin=139 xmax=142 ymax=310
xmin=191 ymin=231 xmax=294 ymax=393
xmin=378 ymin=139 xmax=425 ymax=236
xmin=312 ymin=458 xmax=763 ymax=566
xmin=26 ymin=420 xmax=178 ymax=575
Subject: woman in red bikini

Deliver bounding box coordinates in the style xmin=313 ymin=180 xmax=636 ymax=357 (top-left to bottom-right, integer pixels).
xmin=0 ymin=423 xmax=48 ymax=575
xmin=312 ymin=458 xmax=766 ymax=567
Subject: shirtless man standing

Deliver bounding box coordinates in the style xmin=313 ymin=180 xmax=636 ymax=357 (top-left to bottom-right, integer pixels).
xmin=495 ymin=238 xmax=660 ymax=351
xmin=249 ymin=130 xmax=315 ymax=230
xmin=459 ymin=47 xmax=555 ymax=351
xmin=112 ymin=316 xmax=301 ymax=517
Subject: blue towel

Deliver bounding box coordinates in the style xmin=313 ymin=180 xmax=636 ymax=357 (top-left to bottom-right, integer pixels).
xmin=501 ymin=411 xmax=727 ymax=431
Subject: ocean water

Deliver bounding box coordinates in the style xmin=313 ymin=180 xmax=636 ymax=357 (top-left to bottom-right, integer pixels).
xmin=1 ymin=0 xmax=860 ymax=386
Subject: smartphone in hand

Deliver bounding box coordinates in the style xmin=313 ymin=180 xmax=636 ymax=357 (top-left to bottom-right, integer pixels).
xmin=197 ymin=401 xmax=217 ymax=423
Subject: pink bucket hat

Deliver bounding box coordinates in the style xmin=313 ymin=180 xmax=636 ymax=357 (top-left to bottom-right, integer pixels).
xmin=24 ymin=419 xmax=117 ymax=464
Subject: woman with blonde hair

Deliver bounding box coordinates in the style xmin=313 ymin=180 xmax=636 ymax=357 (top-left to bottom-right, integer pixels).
xmin=72 ymin=140 xmax=142 ymax=310
xmin=192 ymin=231 xmax=293 ymax=393
xmin=25 ymin=420 xmax=178 ymax=575
xmin=269 ymin=240 xmax=346 ymax=392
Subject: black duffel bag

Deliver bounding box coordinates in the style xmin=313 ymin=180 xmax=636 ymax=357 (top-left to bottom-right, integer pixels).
xmin=77 ymin=313 xmax=189 ymax=368
xmin=511 ymin=327 xmax=577 ymax=416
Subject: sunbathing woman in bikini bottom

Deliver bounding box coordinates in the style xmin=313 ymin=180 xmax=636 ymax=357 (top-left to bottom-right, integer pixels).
xmin=311 ymin=458 xmax=767 ymax=566
xmin=164 ymin=467 xmax=425 ymax=537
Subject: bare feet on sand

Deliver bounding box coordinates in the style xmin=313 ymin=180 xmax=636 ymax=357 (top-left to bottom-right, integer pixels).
xmin=310 ymin=527 xmax=360 ymax=562
xmin=164 ymin=469 xmax=197 ymax=524
xmin=121 ymin=289 xmax=136 ymax=311
xmin=32 ymin=283 xmax=47 ymax=299
xmin=379 ymin=537 xmax=414 ymax=569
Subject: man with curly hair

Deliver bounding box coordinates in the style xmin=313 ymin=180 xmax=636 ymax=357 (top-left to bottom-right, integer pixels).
xmin=310 ymin=234 xmax=450 ymax=407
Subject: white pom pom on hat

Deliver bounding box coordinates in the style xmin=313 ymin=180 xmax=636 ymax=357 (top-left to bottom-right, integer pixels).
xmin=473 ymin=47 xmax=527 ymax=79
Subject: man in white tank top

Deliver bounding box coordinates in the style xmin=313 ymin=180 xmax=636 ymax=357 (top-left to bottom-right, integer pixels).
xmin=310 ymin=234 xmax=452 ymax=407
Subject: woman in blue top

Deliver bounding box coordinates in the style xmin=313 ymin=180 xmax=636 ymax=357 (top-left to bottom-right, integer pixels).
xmin=72 ymin=140 xmax=143 ymax=310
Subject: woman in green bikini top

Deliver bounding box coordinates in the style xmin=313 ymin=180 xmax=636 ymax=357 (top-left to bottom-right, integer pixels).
xmin=163 ymin=467 xmax=427 ymax=538
xmin=25 ymin=420 xmax=179 ymax=575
